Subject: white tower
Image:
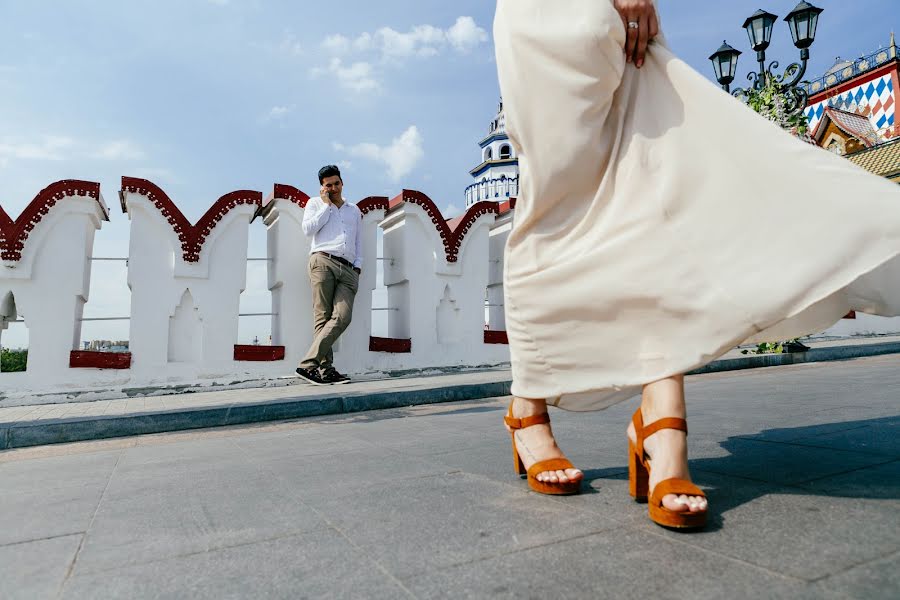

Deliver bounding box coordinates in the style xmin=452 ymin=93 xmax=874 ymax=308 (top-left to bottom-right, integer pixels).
xmin=465 ymin=99 xmax=519 ymax=207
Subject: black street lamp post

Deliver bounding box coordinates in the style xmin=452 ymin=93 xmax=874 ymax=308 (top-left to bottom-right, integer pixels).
xmin=710 ymin=2 xmax=824 ymax=115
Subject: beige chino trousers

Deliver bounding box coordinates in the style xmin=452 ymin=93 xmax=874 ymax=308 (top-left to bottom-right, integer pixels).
xmin=299 ymin=252 xmax=359 ymax=370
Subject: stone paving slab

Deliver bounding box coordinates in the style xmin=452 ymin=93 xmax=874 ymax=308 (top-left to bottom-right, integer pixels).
xmin=0 ymin=355 xmax=898 ymax=598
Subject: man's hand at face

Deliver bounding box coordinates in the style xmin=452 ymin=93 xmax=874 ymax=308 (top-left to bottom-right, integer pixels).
xmin=320 ymin=187 xmax=333 ymax=205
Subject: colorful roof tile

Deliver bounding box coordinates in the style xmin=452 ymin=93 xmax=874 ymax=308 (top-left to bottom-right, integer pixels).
xmin=845 ymin=137 xmax=900 ymax=180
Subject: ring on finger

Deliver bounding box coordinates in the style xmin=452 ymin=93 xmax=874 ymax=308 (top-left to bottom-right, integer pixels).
xmin=627 ymin=21 xmax=640 ymax=29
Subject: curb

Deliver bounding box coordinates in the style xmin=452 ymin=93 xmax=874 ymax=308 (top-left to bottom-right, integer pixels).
xmin=3 ymin=341 xmax=900 ymax=451
xmin=0 ymin=381 xmax=512 ymax=451
xmin=688 ymin=340 xmax=900 ymax=375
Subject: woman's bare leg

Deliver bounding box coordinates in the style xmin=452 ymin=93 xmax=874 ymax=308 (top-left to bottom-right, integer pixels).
xmin=627 ymin=376 xmax=707 ymax=512
xmin=507 ymin=396 xmax=583 ymax=484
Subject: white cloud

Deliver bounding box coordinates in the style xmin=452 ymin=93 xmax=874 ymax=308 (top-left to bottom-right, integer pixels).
xmin=0 ymin=135 xmax=74 ymax=161
xmin=320 ymin=16 xmax=489 ymax=63
xmin=311 ymin=58 xmax=379 ymax=93
xmin=278 ymin=31 xmax=303 ymax=57
xmin=322 ymin=34 xmax=350 ymax=54
xmin=333 ymin=125 xmax=424 ymax=181
xmin=310 ymin=17 xmax=488 ymax=93
xmin=91 ymin=140 xmax=145 ymax=160
xmin=377 ymin=24 xmax=445 ymax=59
xmin=0 ymin=135 xmax=146 ymax=163
xmin=443 ymin=203 xmax=462 ymax=218
xmin=353 ymin=32 xmax=373 ymax=52
xmin=265 ymin=104 xmax=295 ymax=121
xmin=447 ymin=17 xmax=489 ymax=53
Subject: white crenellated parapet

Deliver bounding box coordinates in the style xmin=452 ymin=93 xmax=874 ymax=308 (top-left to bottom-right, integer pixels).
xmin=378 ymin=190 xmax=508 ymax=369
xmin=0 ymin=180 xmax=108 ymax=381
xmin=120 ymin=177 xmax=262 ymax=379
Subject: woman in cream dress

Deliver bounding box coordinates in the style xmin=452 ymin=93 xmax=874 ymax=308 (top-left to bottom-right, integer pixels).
xmin=495 ymin=0 xmax=900 ymax=528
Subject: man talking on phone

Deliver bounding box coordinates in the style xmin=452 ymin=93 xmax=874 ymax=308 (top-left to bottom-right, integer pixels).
xmin=295 ymin=164 xmax=362 ymax=385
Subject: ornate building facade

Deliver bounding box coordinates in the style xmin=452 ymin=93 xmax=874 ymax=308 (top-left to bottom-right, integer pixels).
xmin=465 ymin=99 xmax=520 ymax=208
xmin=804 ymin=35 xmax=900 ymax=183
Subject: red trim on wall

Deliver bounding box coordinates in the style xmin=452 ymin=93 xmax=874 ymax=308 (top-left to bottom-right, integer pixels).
xmin=234 ymin=345 xmax=286 ymax=361
xmin=369 ymin=336 xmax=411 ymax=353
xmin=484 ymin=330 xmax=509 ymax=344
xmin=357 ymin=196 xmax=390 ymax=215
xmin=260 ymin=186 xmax=388 ymax=219
xmin=808 ymin=62 xmax=899 ymax=105
xmin=387 ymin=190 xmax=500 ymax=262
xmin=121 ymin=177 xmax=262 ymax=263
xmin=69 ymin=350 xmax=132 ymax=369
xmin=0 ymin=180 xmax=104 ymax=261
xmin=498 ymin=198 xmax=517 ymax=215
xmin=843 ymin=311 xmax=857 ymax=319
xmin=273 ymin=184 xmax=310 ymax=209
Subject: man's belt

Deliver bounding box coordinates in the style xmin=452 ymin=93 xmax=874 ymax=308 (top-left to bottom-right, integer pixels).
xmin=315 ymin=251 xmax=355 ymax=269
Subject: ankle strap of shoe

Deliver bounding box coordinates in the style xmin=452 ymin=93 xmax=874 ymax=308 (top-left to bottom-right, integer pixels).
xmin=641 ymin=418 xmax=688 ymax=440
xmin=632 ymin=409 xmax=688 ymax=461
xmin=504 ymin=413 xmax=550 ymax=430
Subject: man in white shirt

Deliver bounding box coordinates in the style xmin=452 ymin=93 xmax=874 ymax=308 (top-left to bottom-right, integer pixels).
xmin=295 ymin=165 xmax=362 ymax=385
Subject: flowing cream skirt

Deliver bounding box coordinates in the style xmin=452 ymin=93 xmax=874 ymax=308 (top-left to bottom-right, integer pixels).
xmin=494 ymin=0 xmax=900 ymax=410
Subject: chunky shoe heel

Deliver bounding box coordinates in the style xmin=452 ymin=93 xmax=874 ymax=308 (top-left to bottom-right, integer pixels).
xmin=505 ymin=402 xmax=581 ymax=496
xmin=628 ymin=439 xmax=649 ymax=502
xmin=512 ymin=438 xmax=526 ymax=476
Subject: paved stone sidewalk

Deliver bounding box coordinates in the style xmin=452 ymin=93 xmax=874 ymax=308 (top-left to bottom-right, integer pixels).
xmin=3 ymin=335 xmax=900 ymax=450
xmin=0 ymin=355 xmax=897 ymax=598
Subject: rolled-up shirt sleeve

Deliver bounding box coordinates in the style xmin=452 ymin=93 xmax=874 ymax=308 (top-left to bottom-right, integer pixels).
xmin=353 ymin=210 xmax=363 ymax=269
xmin=302 ymin=199 xmax=335 ymax=236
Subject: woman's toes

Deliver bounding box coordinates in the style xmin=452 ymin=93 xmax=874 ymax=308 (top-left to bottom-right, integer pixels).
xmin=566 ymin=468 xmax=583 ymax=482
xmin=555 ymin=469 xmax=570 ymax=483
xmin=661 ymin=494 xmax=689 ymax=512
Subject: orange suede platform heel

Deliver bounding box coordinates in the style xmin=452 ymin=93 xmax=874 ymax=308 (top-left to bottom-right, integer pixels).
xmin=505 ymin=403 xmax=581 ymax=495
xmin=629 ymin=408 xmax=707 ymax=529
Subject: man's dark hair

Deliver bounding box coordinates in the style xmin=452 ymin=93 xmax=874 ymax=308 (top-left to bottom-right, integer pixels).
xmin=318 ymin=164 xmax=342 ymax=184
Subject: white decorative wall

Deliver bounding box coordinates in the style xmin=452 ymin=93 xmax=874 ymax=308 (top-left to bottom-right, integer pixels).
xmin=0 ymin=179 xmax=516 ymax=400
xmin=2 ymin=178 xmax=897 ymax=402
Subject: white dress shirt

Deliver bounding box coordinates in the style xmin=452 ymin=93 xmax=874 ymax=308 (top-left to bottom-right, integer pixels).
xmin=302 ymin=196 xmax=363 ymax=269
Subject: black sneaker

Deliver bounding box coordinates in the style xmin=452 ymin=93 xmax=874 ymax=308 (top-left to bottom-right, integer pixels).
xmin=784 ymin=340 xmax=812 ymax=353
xmin=295 ymin=366 xmax=328 ymax=385
xmin=320 ymin=366 xmax=351 ymax=385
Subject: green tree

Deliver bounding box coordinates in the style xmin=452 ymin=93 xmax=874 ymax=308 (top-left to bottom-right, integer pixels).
xmin=0 ymin=349 xmax=28 ymax=372
xmin=744 ymin=74 xmax=812 ymax=141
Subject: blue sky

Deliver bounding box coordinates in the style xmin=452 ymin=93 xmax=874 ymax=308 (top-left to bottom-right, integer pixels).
xmin=1 ymin=0 xmax=897 ymax=348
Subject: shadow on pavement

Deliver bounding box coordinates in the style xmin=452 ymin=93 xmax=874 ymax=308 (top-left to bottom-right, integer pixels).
xmin=686 ymin=415 xmax=900 ymax=529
